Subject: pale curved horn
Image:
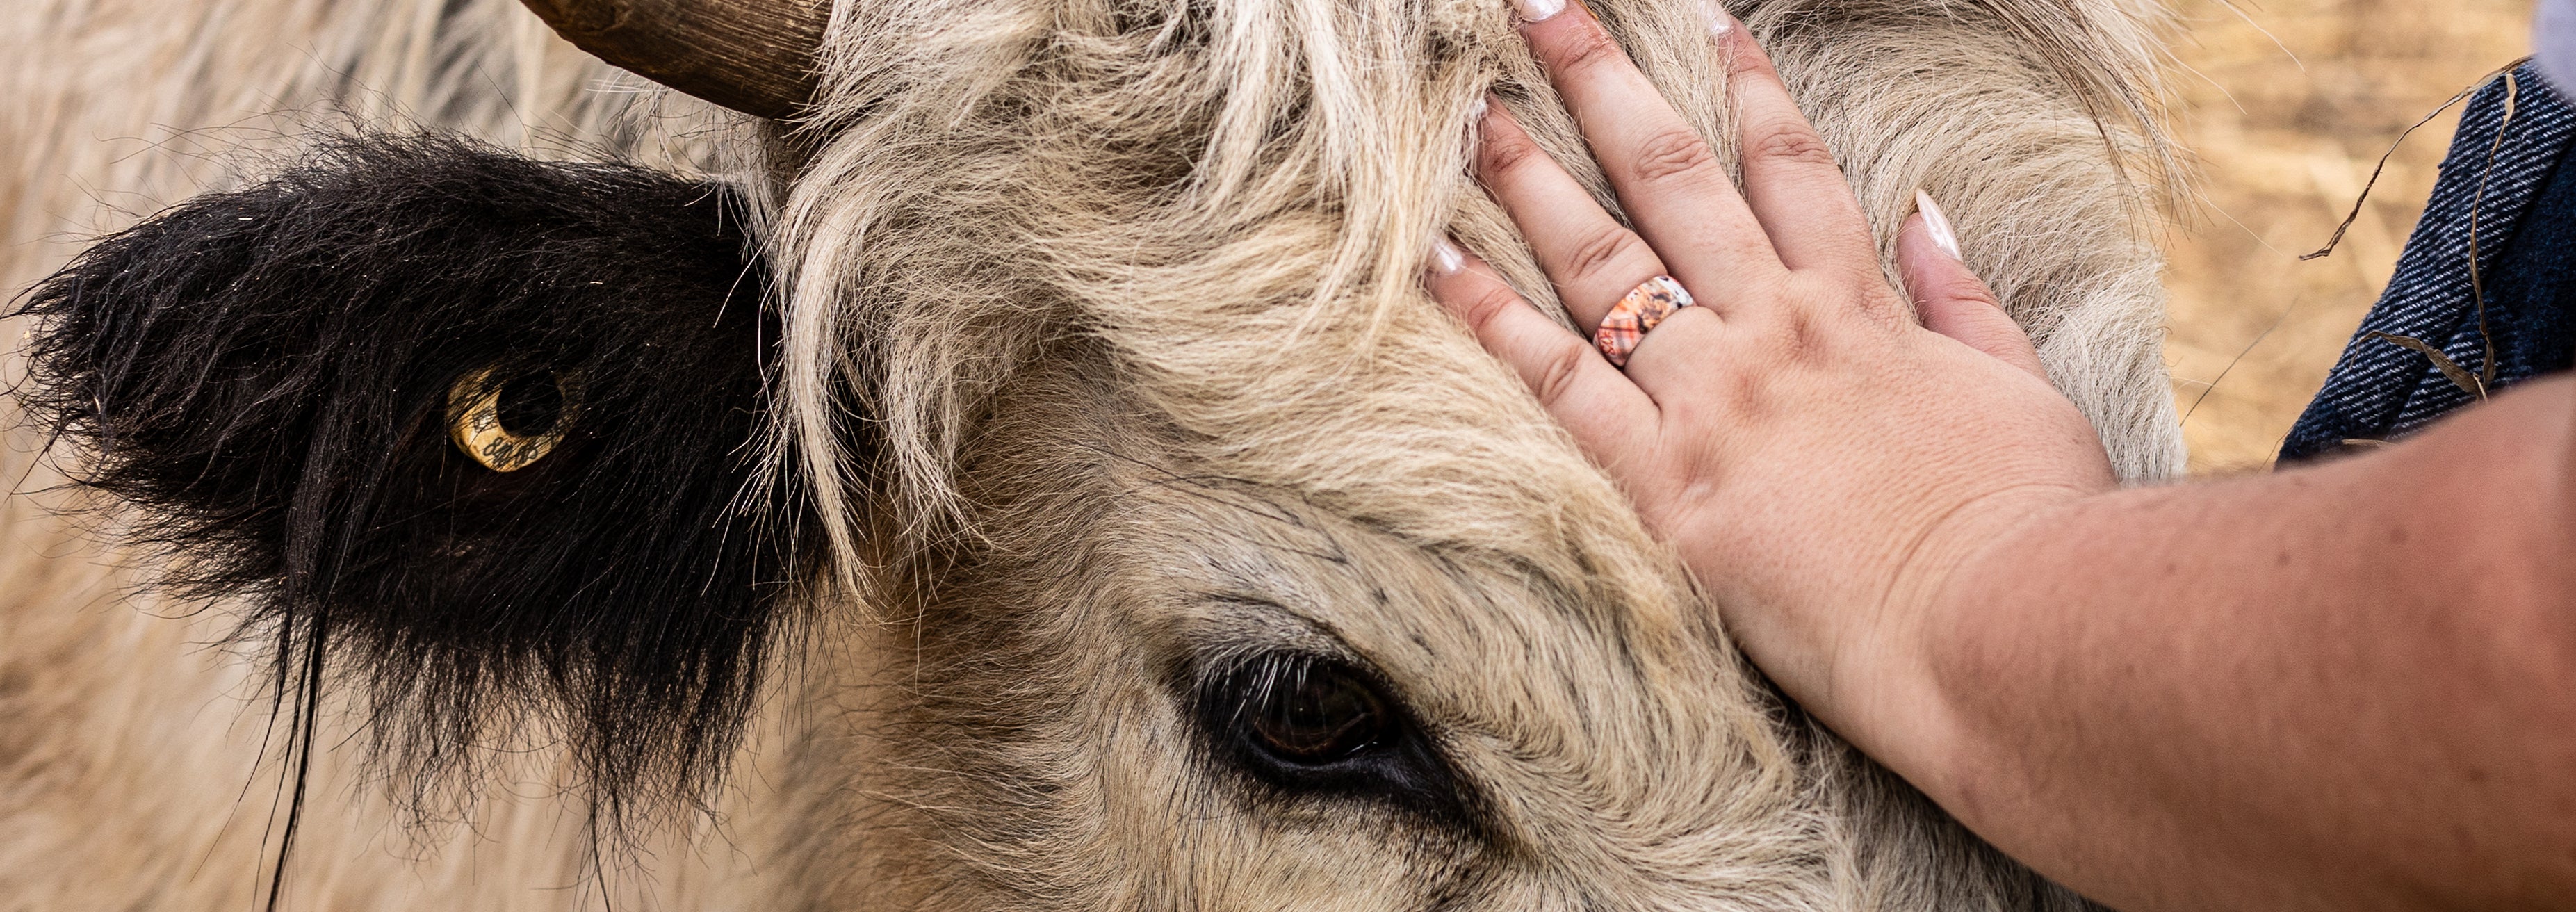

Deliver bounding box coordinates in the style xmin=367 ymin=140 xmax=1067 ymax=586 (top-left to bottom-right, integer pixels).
xmin=518 ymin=0 xmax=826 ymax=120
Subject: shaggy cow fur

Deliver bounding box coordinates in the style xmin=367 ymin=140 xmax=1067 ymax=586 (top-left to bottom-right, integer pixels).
xmin=12 ymin=133 xmax=808 ymax=838
xmin=1 ymin=0 xmax=2180 ymax=907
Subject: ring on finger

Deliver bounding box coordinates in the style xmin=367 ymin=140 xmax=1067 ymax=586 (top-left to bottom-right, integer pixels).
xmin=1594 ymin=275 xmax=1697 ymax=368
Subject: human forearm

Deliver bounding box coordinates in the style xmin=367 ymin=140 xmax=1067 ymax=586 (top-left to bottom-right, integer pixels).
xmin=1894 ymin=377 xmax=2576 ymax=911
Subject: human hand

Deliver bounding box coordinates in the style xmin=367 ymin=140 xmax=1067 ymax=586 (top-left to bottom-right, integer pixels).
xmin=1424 ymin=0 xmax=2119 ymax=765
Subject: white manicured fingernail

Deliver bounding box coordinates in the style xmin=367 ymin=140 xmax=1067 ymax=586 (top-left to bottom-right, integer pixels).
xmin=1916 ymin=190 xmax=1963 ymax=261
xmin=1514 ymin=0 xmax=1565 ymax=23
xmin=1470 ymin=94 xmax=1490 ymax=120
xmin=1430 ymin=237 xmax=1468 ymax=275
xmin=1704 ymin=0 xmax=1735 ymax=38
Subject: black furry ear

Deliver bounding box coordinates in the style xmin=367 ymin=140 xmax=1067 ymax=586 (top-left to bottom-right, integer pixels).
xmin=14 ymin=133 xmax=815 ymax=819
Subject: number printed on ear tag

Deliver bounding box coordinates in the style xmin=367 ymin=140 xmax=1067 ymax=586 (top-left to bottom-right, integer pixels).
xmin=446 ymin=366 xmax=579 ymax=471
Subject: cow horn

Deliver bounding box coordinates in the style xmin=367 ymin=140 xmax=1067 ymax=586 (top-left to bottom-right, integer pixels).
xmin=516 ymin=0 xmax=826 ymax=120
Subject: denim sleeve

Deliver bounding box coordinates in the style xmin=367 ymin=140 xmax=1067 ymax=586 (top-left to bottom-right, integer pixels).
xmin=2281 ymin=62 xmax=2576 ymax=462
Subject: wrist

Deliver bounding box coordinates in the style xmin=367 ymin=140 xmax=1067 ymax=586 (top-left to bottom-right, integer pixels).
xmin=1829 ymin=481 xmax=2101 ymax=800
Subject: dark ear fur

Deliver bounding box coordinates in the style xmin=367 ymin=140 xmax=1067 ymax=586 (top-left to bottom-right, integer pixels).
xmin=14 ymin=133 xmax=815 ymax=823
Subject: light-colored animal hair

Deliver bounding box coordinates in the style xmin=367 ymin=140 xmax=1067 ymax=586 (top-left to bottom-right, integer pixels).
xmin=0 ymin=0 xmax=758 ymax=291
xmin=767 ymin=0 xmax=2183 ymax=586
xmin=750 ymin=0 xmax=2181 ymax=904
xmin=1 ymin=0 xmax=2185 ymax=906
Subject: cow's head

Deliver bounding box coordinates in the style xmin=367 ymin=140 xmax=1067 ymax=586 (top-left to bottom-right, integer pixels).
xmin=17 ymin=0 xmax=2171 ymax=905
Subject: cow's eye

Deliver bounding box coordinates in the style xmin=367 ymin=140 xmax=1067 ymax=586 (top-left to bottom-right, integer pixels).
xmin=1248 ymin=659 xmax=1388 ymax=763
xmin=1195 ymin=649 xmax=1478 ymax=825
xmin=1200 ymin=650 xmax=1479 ymax=821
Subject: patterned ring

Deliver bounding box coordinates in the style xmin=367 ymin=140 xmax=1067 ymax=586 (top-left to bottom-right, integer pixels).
xmin=1593 ymin=275 xmax=1697 ymax=368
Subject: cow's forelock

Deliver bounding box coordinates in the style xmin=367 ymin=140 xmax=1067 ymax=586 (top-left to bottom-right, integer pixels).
xmin=763 ymin=0 xmax=2178 ymax=596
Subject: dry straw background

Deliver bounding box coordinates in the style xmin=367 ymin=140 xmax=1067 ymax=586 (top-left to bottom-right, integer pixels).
xmin=2162 ymin=0 xmax=2534 ymax=471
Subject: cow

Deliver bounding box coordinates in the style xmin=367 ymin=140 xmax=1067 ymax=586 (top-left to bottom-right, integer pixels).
xmin=0 ymin=0 xmax=2183 ymax=906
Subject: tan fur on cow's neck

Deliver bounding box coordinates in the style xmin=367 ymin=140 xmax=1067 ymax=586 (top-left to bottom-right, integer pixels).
xmin=4 ymin=0 xmax=2177 ymax=906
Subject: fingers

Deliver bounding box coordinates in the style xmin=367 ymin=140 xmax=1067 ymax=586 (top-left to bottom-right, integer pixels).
xmin=1899 ymin=193 xmax=2044 ymax=379
xmin=1474 ymin=104 xmax=1672 ymax=333
xmin=1710 ymin=15 xmax=1876 ymax=273
xmin=1424 ymin=239 xmax=1661 ymax=456
xmin=1513 ymin=0 xmax=1775 ymax=301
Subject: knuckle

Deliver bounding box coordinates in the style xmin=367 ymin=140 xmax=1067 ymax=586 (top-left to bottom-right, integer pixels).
xmin=1724 ymin=44 xmax=1779 ymax=81
xmin=1533 ymin=340 xmax=1592 ymax=408
xmin=1948 ymin=283 xmax=2005 ymax=312
xmin=1750 ymin=299 xmax=1836 ymax=366
xmin=1777 ymin=311 xmax=1823 ymax=363
xmin=1629 ymin=129 xmax=1722 ymax=184
xmin=1460 ymin=285 xmax=1526 ymax=334
xmin=1716 ymin=370 xmax=1769 ymax=427
xmin=1563 ymin=225 xmax=1650 ymax=283
xmin=1745 ymin=124 xmax=1839 ymax=170
xmin=1551 ymin=27 xmax=1629 ymax=76
xmin=1478 ymin=129 xmax=1549 ymax=179
xmin=1667 ymin=425 xmax=1727 ymax=498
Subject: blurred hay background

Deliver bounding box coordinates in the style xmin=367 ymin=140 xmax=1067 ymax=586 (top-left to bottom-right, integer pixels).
xmin=2162 ymin=0 xmax=2534 ymax=472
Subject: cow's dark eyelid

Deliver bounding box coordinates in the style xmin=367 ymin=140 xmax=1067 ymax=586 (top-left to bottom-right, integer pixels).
xmin=1246 ymin=659 xmax=1387 ymax=762
xmin=1196 ymin=651 xmax=1480 ymax=831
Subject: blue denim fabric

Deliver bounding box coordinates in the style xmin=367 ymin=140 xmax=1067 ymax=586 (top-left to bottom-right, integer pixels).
xmin=2281 ymin=62 xmax=2576 ymax=462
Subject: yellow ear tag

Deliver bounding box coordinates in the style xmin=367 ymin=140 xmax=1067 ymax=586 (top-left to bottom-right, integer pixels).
xmin=446 ymin=366 xmax=578 ymax=472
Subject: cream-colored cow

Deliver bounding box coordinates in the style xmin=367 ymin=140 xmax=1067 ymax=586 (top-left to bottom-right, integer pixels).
xmin=0 ymin=0 xmax=2175 ymax=906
